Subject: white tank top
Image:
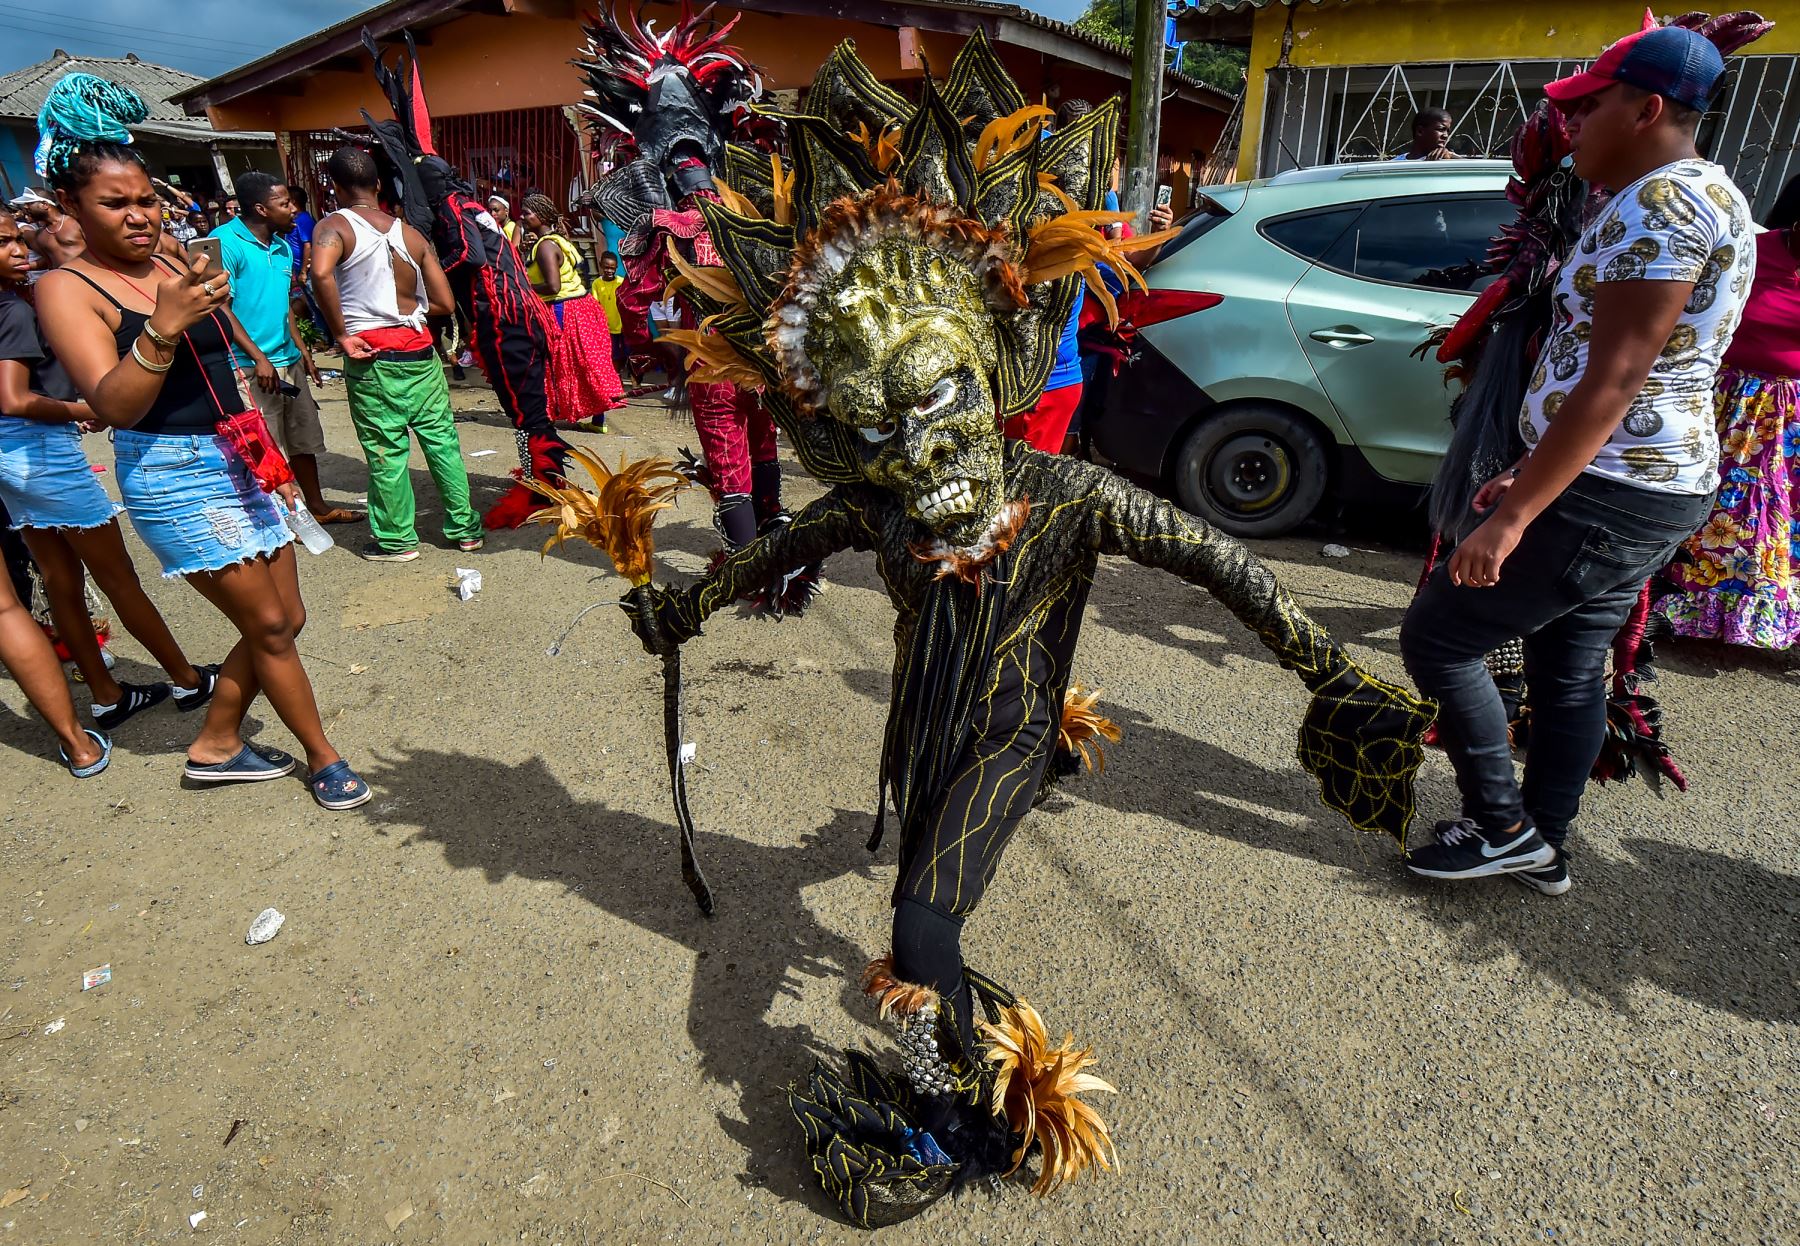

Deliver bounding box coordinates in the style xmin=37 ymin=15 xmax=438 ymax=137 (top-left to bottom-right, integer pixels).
xmin=332 ymin=208 xmax=428 ymax=333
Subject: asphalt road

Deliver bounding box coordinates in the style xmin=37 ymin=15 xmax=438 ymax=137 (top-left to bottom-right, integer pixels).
xmin=0 ymin=377 xmax=1794 ymax=1244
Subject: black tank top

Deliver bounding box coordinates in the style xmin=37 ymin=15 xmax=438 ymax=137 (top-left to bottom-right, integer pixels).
xmin=66 ymin=263 xmax=244 ymax=435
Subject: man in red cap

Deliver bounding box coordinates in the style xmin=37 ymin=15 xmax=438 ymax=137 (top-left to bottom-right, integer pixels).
xmin=1400 ymin=16 xmax=1755 ymax=895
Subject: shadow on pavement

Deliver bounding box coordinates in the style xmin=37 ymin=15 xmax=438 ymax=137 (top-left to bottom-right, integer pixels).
xmin=1058 ymin=699 xmax=1800 ymax=1027
xmin=358 ymin=747 xmax=877 ymax=1216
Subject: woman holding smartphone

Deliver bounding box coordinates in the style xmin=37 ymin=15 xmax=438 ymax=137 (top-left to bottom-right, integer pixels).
xmin=34 ymin=74 xmax=370 ymax=810
xmin=0 ymin=204 xmax=219 ymax=731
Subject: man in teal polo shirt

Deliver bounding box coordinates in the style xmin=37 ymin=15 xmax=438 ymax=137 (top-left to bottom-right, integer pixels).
xmin=221 ymin=173 xmax=360 ymax=524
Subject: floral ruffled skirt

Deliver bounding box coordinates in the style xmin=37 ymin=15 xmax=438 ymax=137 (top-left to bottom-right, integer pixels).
xmin=1654 ymin=366 xmax=1799 ymax=650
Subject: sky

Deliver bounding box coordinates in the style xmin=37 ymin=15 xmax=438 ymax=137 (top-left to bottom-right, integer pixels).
xmin=2 ymin=0 xmax=1090 ymax=81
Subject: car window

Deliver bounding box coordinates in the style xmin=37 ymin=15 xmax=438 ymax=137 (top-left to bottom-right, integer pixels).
xmin=1321 ymin=195 xmax=1515 ymax=292
xmin=1155 ymin=195 xmax=1234 ymax=262
xmin=1259 ymin=207 xmax=1363 ymax=262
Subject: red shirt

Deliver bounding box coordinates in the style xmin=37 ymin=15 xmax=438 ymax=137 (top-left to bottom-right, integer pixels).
xmin=1723 ymin=229 xmax=1800 ymax=379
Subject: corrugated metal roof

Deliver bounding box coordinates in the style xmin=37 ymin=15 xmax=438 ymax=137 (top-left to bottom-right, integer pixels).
xmin=0 ymin=52 xmax=271 ymax=143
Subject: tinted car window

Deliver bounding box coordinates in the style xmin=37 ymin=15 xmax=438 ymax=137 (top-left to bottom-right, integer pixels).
xmin=1156 ymin=199 xmax=1234 ymax=262
xmin=1259 ymin=207 xmax=1363 ymax=262
xmin=1321 ymin=195 xmax=1514 ymax=292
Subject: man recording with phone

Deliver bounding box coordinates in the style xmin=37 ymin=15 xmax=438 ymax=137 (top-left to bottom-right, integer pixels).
xmin=216 ymin=173 xmax=358 ymax=525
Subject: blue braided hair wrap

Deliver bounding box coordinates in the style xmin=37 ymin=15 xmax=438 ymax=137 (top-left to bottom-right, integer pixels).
xmin=35 ymin=72 xmax=148 ymax=178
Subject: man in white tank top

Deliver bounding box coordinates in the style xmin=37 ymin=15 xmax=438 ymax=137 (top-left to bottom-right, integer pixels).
xmin=312 ymin=146 xmax=484 ymax=561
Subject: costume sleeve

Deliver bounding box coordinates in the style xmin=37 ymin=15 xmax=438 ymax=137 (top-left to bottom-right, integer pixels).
xmin=1082 ymin=468 xmax=1433 ymax=843
xmin=686 ymin=486 xmax=875 ymax=622
xmin=1084 ymin=474 xmax=1343 ymax=681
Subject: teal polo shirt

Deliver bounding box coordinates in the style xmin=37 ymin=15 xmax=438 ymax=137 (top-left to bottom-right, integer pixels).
xmin=216 ymin=217 xmax=298 ymax=370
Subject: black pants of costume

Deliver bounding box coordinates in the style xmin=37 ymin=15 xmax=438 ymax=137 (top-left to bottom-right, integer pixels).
xmin=473 ymin=319 xmax=552 ymax=437
xmin=1400 ymin=472 xmax=1710 ymax=847
xmin=892 ymin=624 xmax=1066 ymax=1048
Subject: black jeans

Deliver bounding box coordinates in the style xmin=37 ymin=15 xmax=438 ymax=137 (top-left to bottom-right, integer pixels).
xmin=1401 ymin=473 xmax=1712 ymax=846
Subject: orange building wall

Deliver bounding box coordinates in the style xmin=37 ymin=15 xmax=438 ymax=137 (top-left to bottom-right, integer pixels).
xmin=205 ymin=7 xmax=1223 ymax=170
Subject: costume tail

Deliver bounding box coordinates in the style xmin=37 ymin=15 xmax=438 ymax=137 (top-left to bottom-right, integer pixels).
xmin=484 ymin=430 xmax=571 ymax=529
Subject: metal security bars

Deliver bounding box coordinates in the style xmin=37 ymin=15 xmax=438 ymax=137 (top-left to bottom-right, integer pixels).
xmin=1255 ymin=56 xmax=1800 ymax=219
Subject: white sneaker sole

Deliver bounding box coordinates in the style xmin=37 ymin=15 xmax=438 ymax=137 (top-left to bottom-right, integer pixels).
xmin=1407 ymin=842 xmax=1556 ymax=881
xmin=1511 ymin=869 xmax=1572 ymax=896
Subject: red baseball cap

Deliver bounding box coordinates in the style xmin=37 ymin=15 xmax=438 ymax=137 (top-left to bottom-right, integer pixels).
xmin=1545 ymin=10 xmax=1727 ymax=112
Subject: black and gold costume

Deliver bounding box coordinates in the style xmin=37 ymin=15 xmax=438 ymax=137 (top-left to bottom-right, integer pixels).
xmin=607 ymin=24 xmax=1436 ymax=1226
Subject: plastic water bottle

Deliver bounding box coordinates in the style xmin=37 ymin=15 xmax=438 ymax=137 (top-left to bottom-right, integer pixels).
xmin=285 ymin=506 xmax=335 ymax=555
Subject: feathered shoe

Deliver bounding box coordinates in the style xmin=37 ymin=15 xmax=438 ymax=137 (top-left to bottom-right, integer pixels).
xmin=793 ymin=959 xmax=1116 ymax=1227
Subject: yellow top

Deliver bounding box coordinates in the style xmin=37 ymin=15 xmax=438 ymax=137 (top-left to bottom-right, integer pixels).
xmin=501 ymin=219 xmax=518 ymax=244
xmin=526 ymin=233 xmax=587 ymax=302
xmin=589 ymin=275 xmax=624 ymax=332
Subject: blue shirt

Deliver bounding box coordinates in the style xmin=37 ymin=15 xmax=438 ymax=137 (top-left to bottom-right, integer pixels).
xmin=216 ymin=217 xmax=298 ymax=369
xmin=1046 ymin=287 xmax=1085 ymax=391
xmin=285 ymin=210 xmax=315 ymax=276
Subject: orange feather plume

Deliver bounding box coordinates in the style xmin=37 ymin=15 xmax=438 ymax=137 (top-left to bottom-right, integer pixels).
xmin=771 ymin=153 xmax=795 ymax=226
xmin=973 ymin=105 xmax=1052 ymax=172
xmin=850 ymin=120 xmax=904 ymax=173
xmin=1059 ymin=683 xmax=1122 ymax=773
xmin=661 ymin=318 xmax=766 ymax=389
xmin=663 ymin=235 xmax=746 ymax=310
xmin=982 ymin=999 xmax=1118 ymax=1195
xmin=1023 ymin=209 xmax=1181 ymax=326
xmin=712 ymin=177 xmax=761 ymax=219
xmin=861 ymin=956 xmax=939 ymax=1020
xmin=523 ymin=448 xmax=690 ymax=586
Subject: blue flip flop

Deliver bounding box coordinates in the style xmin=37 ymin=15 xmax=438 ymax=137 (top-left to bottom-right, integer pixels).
xmin=307 ymin=759 xmax=372 ymax=811
xmin=61 ymin=729 xmax=111 ymax=779
xmin=184 ymin=742 xmax=297 ymax=784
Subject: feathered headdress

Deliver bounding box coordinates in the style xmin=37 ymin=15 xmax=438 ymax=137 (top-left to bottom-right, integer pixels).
xmin=657 ymin=31 xmax=1163 ymax=486
xmin=575 ymin=2 xmax=762 ymax=192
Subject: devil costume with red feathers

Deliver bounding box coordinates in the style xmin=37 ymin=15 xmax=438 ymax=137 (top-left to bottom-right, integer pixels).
xmin=575 ymin=5 xmax=820 ymax=601
xmin=357 ymin=30 xmax=573 ymax=531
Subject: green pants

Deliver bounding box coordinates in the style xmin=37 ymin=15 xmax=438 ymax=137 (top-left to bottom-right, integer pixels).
xmin=343 ymin=356 xmax=483 ymax=548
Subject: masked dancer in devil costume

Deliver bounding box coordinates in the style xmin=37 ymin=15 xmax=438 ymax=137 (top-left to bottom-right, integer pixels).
xmin=575 ymin=5 xmax=821 ymax=608
xmin=583 ymin=31 xmax=1437 ymax=1225
xmin=356 ymin=30 xmax=573 ymax=530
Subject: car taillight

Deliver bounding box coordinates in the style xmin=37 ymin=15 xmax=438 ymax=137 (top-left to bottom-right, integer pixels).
xmin=1116 ymin=288 xmax=1224 ymax=329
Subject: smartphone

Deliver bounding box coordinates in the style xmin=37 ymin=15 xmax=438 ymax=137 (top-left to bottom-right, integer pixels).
xmin=1154 ymin=183 xmax=1173 ymax=209
xmin=186 ymin=236 xmax=224 ymax=272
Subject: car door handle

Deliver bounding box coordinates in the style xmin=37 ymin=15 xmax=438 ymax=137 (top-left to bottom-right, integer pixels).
xmin=1309 ymin=328 xmax=1375 ymax=347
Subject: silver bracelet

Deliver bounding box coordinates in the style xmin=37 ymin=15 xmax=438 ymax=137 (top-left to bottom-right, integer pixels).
xmin=129 ymin=341 xmax=174 ymax=374
xmin=141 ymin=321 xmax=178 ymax=350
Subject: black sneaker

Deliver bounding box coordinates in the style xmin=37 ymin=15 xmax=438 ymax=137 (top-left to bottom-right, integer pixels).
xmin=171 ymin=663 xmax=220 ymax=713
xmin=1510 ymin=852 xmax=1572 ymax=896
xmin=360 ymin=542 xmax=419 ymax=563
xmin=90 ymin=681 xmax=171 ymax=730
xmin=1406 ymin=817 xmax=1555 ymax=881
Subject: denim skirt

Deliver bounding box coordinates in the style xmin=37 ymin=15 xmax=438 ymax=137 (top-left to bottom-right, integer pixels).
xmin=113 ymin=429 xmax=292 ymax=577
xmin=0 ymin=417 xmax=124 ymax=531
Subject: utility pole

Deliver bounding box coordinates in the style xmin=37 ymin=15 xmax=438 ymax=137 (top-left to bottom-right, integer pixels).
xmin=1122 ymin=0 xmax=1165 ymax=231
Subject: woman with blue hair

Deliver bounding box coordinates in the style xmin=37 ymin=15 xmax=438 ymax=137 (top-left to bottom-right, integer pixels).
xmin=34 ymin=73 xmax=371 ymax=811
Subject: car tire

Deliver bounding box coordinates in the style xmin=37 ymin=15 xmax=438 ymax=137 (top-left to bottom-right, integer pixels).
xmin=1171 ymin=404 xmax=1329 ymax=538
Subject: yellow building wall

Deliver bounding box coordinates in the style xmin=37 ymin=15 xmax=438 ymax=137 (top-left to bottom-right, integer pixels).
xmin=1235 ymin=0 xmax=1800 ymax=179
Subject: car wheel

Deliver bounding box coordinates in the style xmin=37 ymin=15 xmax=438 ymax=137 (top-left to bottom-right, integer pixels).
xmin=1172 ymin=405 xmax=1329 ymax=538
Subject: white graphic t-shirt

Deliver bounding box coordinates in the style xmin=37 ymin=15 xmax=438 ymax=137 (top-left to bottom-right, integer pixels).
xmin=1519 ymin=159 xmax=1755 ymax=495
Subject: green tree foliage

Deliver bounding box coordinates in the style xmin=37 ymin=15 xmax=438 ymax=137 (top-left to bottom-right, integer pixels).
xmin=1073 ymin=1 xmax=1248 ymax=94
